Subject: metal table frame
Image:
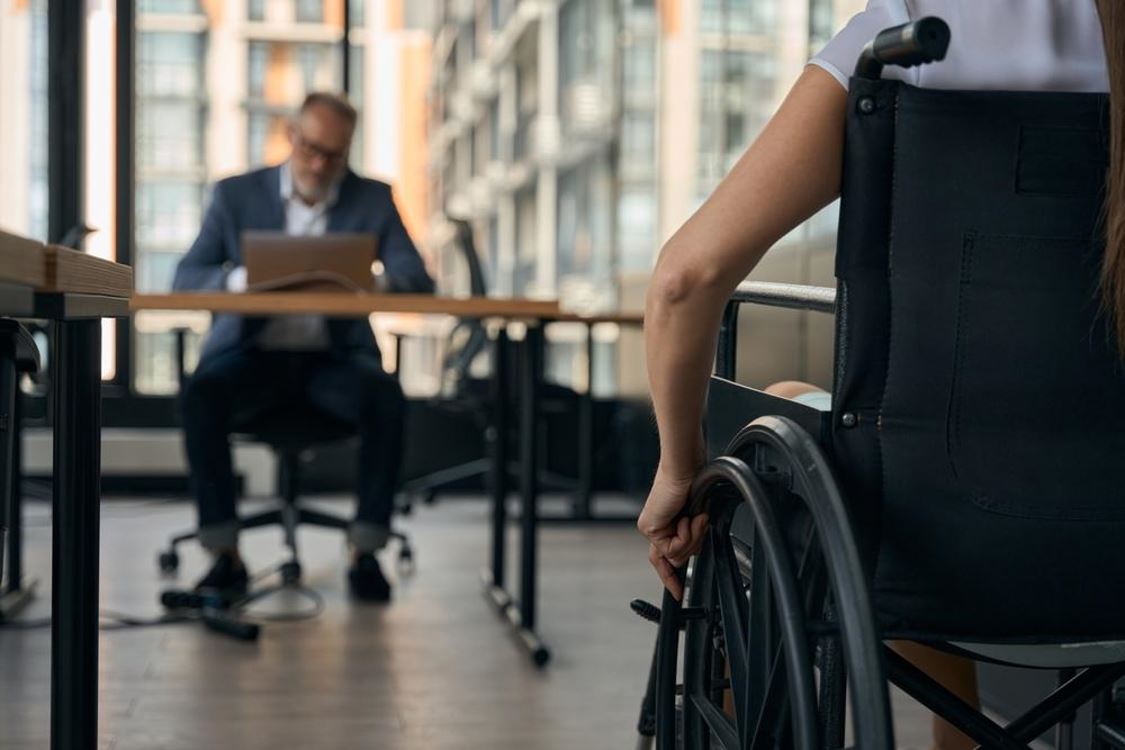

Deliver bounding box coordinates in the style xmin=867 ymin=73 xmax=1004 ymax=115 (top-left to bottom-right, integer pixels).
xmin=1 ymin=288 xmax=128 ymax=750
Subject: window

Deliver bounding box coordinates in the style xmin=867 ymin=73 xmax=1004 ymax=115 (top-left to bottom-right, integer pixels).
xmin=557 ymin=160 xmax=611 ymax=282
xmin=809 ymin=0 xmax=836 ymax=46
xmin=349 ymin=0 xmax=365 ymax=26
xmin=138 ymin=101 xmax=205 ymax=173
xmin=700 ymin=0 xmax=778 ymax=35
xmin=136 ymin=183 xmax=204 ymax=272
xmin=618 ymin=187 xmax=657 ymax=272
xmin=697 ymin=49 xmax=775 ymax=192
xmin=138 ymin=32 xmax=203 ymax=98
xmin=558 ymin=0 xmax=613 ymax=127
xmin=296 ymin=0 xmax=324 ymax=24
xmin=140 ymin=0 xmax=201 ymax=12
xmin=0 ymin=0 xmax=48 ymax=241
xmin=621 ymin=112 xmax=655 ymax=176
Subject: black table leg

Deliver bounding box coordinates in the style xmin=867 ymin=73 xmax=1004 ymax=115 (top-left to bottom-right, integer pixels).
xmin=482 ymin=327 xmax=511 ymax=609
xmin=50 ymin=318 xmax=101 ymax=750
xmin=573 ymin=322 xmax=595 ymax=520
xmin=515 ymin=324 xmax=549 ymax=666
xmin=481 ymin=323 xmax=550 ymax=667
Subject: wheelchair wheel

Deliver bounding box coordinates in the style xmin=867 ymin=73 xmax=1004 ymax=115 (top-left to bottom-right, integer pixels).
xmin=653 ymin=416 xmax=893 ymax=750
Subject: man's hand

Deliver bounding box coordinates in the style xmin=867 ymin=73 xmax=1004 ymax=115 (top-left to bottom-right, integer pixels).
xmin=225 ymin=266 xmax=248 ymax=292
xmin=637 ymin=466 xmax=709 ymax=601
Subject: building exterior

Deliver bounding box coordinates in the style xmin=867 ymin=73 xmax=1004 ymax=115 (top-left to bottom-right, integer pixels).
xmin=428 ymin=0 xmax=864 ymax=394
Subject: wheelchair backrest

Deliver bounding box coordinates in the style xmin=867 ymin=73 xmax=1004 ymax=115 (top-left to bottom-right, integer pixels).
xmin=830 ymin=80 xmax=1125 ymax=637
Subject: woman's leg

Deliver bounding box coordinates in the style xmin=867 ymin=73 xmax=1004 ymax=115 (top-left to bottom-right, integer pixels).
xmin=765 ymin=380 xmax=980 ymax=750
xmin=763 ymin=380 xmax=823 ymax=400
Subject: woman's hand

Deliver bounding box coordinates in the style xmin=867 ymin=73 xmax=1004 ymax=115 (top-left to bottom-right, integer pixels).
xmin=637 ymin=465 xmax=709 ymax=601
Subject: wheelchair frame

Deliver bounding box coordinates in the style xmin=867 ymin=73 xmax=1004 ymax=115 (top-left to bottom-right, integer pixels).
xmin=636 ymin=283 xmax=1125 ymax=750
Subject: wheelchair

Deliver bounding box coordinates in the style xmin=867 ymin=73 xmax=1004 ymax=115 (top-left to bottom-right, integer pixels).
xmin=635 ymin=18 xmax=1125 ymax=749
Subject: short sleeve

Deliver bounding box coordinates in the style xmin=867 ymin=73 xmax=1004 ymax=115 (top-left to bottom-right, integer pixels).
xmin=809 ymin=0 xmax=911 ymax=89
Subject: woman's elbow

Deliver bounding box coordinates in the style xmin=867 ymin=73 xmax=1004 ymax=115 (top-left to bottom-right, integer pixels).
xmin=648 ymin=253 xmax=716 ymax=311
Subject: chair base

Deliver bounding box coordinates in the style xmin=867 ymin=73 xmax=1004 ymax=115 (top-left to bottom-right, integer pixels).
xmin=0 ymin=577 xmax=37 ymax=621
xmin=158 ymin=502 xmax=414 ymax=578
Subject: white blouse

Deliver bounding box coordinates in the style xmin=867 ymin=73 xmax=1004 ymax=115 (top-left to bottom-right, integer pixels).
xmin=810 ymin=0 xmax=1109 ymax=93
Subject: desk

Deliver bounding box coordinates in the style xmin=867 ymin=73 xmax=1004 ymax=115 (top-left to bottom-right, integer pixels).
xmin=1 ymin=234 xmax=131 ymax=750
xmin=132 ymin=292 xmax=642 ymax=669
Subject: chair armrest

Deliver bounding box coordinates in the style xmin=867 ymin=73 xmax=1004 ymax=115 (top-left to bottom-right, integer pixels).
xmin=729 ymin=281 xmax=836 ymax=314
xmin=716 ymin=282 xmax=838 ymax=381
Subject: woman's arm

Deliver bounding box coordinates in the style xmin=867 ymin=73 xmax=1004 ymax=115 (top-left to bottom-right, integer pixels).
xmin=639 ymin=66 xmax=848 ymax=598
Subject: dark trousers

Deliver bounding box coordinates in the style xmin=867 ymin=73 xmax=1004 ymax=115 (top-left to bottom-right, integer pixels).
xmin=180 ymin=348 xmax=405 ymax=551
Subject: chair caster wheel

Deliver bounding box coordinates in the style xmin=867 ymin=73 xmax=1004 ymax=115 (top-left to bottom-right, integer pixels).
xmin=398 ymin=546 xmax=415 ymax=576
xmin=158 ymin=550 xmax=180 ymax=574
xmin=280 ymin=560 xmax=302 ymax=585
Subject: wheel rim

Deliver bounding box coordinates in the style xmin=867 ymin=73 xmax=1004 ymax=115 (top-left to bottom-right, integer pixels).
xmin=727 ymin=416 xmax=894 ymax=750
xmin=678 ymin=460 xmax=819 ymax=750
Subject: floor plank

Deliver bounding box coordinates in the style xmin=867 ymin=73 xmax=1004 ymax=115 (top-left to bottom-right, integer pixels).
xmin=0 ymin=495 xmax=937 ymax=749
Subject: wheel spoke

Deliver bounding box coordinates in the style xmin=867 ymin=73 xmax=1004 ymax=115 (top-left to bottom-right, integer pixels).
xmin=744 ymin=529 xmax=773 ymax=744
xmin=691 ymin=695 xmax=741 ymax=750
xmin=712 ymin=523 xmax=751 ymax=742
xmin=682 ymin=528 xmax=718 ymax=747
xmin=749 ymin=641 xmax=789 ymax=750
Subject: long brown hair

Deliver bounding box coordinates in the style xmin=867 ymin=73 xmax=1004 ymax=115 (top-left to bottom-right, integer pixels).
xmin=1096 ymin=0 xmax=1125 ymax=353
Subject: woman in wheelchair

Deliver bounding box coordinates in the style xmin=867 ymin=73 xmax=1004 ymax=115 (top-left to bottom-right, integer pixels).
xmin=638 ymin=2 xmax=1125 ymax=749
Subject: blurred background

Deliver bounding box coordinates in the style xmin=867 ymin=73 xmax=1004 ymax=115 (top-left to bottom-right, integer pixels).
xmin=0 ymin=0 xmax=861 ymax=398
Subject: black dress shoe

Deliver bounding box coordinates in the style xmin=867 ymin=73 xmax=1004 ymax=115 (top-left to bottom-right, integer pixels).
xmin=194 ymin=552 xmax=249 ymax=598
xmin=348 ymin=553 xmax=391 ymax=602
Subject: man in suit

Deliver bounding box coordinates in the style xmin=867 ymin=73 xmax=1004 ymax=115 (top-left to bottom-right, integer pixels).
xmin=173 ymin=92 xmax=433 ymax=602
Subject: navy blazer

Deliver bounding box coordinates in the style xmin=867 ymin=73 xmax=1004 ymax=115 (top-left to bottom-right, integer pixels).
xmin=173 ymin=165 xmax=434 ymax=366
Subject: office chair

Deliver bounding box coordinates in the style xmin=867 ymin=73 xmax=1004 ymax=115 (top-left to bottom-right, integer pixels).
xmin=158 ymin=333 xmax=413 ymax=582
xmin=399 ymin=219 xmax=492 ymax=505
xmin=638 ymin=19 xmax=1125 ymax=749
xmin=0 ymin=320 xmax=40 ymax=617
xmin=400 ymin=219 xmax=581 ymax=506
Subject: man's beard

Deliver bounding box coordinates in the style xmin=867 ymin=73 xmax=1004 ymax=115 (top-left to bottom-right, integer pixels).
xmin=294 ymin=175 xmax=334 ymax=203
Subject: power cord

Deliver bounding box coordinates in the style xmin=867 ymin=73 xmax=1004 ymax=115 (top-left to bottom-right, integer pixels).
xmin=0 ymin=558 xmax=327 ymax=638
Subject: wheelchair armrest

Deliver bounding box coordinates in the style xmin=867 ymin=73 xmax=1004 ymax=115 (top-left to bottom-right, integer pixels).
xmin=730 ymin=281 xmax=836 ymax=314
xmin=716 ymin=282 xmax=837 ymax=381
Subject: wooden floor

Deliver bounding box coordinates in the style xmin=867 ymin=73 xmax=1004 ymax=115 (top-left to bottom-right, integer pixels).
xmin=0 ymin=494 xmax=939 ymax=749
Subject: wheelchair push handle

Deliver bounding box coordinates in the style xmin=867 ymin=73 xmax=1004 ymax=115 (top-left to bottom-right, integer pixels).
xmin=855 ymin=16 xmax=950 ymax=80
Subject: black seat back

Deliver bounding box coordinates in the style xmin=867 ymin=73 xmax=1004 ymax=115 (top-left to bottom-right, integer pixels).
xmin=832 ymin=79 xmax=1125 ymax=639
xmin=441 ymin=219 xmax=490 ymax=387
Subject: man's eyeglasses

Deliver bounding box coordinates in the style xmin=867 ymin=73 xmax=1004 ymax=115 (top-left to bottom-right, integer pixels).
xmin=293 ymin=133 xmax=348 ymax=165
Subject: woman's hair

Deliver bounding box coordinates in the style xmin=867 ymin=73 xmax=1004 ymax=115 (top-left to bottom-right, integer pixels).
xmin=1096 ymin=0 xmax=1125 ymax=353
